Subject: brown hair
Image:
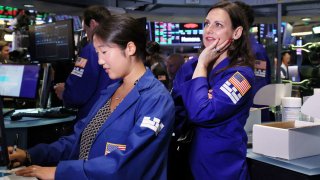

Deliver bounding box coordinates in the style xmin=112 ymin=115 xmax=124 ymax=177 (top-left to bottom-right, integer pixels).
xmin=205 ymin=1 xmax=254 ymax=70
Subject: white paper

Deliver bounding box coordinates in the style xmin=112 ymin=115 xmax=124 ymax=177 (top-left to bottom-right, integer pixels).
xmin=254 ymin=83 xmax=292 ymax=106
xmin=301 ymin=93 xmax=320 ymax=119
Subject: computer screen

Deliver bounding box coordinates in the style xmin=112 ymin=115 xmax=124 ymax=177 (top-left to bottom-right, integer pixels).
xmin=28 ymin=19 xmax=75 ymax=63
xmin=54 ymin=15 xmax=82 ymax=32
xmin=153 ymin=22 xmax=203 ymax=45
xmin=154 ymin=22 xmax=180 ymax=45
xmin=0 ymin=64 xmax=40 ymax=99
xmin=0 ymin=97 xmax=9 ymax=167
xmin=288 ymin=65 xmax=301 ymax=82
xmin=179 ymin=23 xmax=203 ymax=43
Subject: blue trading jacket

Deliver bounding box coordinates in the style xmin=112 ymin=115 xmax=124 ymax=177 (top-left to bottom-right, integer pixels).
xmin=28 ymin=69 xmax=175 ymax=180
xmin=172 ymin=57 xmax=254 ymax=180
xmin=250 ymin=35 xmax=271 ymax=96
xmin=63 ymin=43 xmax=116 ymax=120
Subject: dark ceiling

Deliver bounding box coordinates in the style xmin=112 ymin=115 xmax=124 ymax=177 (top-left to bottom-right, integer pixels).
xmin=1 ymin=0 xmax=320 ymax=25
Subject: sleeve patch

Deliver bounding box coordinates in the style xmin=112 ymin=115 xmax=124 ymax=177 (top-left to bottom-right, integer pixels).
xmin=71 ymin=57 xmax=88 ymax=77
xmin=254 ymin=60 xmax=266 ymax=77
xmin=140 ymin=117 xmax=164 ymax=136
xmin=75 ymin=57 xmax=88 ymax=68
xmin=219 ymin=72 xmax=251 ymax=104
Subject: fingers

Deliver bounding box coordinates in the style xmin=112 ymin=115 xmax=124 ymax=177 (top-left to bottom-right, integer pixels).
xmin=8 ymin=146 xmax=14 ymax=153
xmin=54 ymin=83 xmax=63 ymax=90
xmin=54 ymin=83 xmax=65 ymax=100
xmin=207 ymin=38 xmax=220 ymax=51
xmin=9 ymin=161 xmax=21 ymax=169
xmin=208 ymin=89 xmax=213 ymax=99
xmin=214 ymin=39 xmax=232 ymax=54
xmin=15 ymin=165 xmax=38 ymax=177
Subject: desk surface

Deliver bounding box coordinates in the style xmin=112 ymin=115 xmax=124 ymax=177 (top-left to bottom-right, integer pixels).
xmin=4 ymin=115 xmax=75 ymax=128
xmin=247 ymin=149 xmax=320 ymax=176
xmin=0 ymin=166 xmax=37 ymax=179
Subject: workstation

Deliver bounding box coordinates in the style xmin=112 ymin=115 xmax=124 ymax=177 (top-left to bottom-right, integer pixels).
xmin=1 ymin=0 xmax=320 ymax=179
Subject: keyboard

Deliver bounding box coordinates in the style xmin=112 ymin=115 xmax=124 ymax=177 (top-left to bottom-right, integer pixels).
xmin=10 ymin=107 xmax=77 ymax=121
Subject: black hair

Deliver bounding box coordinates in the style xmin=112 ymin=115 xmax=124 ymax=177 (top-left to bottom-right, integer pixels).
xmin=205 ymin=1 xmax=255 ymax=70
xmin=83 ymin=5 xmax=111 ymax=27
xmin=234 ymin=1 xmax=254 ymax=27
xmin=0 ymin=41 xmax=9 ymax=51
xmin=93 ymin=15 xmax=147 ymax=61
xmin=281 ymin=51 xmax=291 ymax=59
xmin=146 ymin=41 xmax=160 ymax=55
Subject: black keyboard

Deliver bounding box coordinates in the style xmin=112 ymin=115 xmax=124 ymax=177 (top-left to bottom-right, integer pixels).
xmin=10 ymin=108 xmax=77 ymax=121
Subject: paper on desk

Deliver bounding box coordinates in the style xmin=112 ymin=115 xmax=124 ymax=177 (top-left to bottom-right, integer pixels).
xmin=0 ymin=166 xmax=25 ymax=174
xmin=254 ymin=83 xmax=292 ymax=106
xmin=1 ymin=174 xmax=37 ymax=180
xmin=0 ymin=167 xmax=37 ymax=180
xmin=301 ymin=93 xmax=320 ymax=119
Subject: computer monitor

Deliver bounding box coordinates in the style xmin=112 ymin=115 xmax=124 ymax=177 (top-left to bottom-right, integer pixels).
xmin=0 ymin=97 xmax=9 ymax=167
xmin=28 ymin=19 xmax=75 ymax=63
xmin=288 ymin=65 xmax=301 ymax=82
xmin=54 ymin=15 xmax=82 ymax=32
xmin=0 ymin=64 xmax=40 ymax=99
xmin=153 ymin=21 xmax=203 ymax=45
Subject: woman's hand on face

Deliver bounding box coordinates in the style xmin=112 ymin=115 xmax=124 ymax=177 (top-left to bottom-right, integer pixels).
xmin=15 ymin=165 xmax=56 ymax=180
xmin=198 ymin=38 xmax=232 ymax=68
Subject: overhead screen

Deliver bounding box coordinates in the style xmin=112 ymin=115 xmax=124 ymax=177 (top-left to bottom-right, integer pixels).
xmin=0 ymin=64 xmax=40 ymax=99
xmin=153 ymin=22 xmax=203 ymax=45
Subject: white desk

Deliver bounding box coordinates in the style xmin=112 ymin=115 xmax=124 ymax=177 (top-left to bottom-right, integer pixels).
xmin=247 ymin=149 xmax=320 ymax=179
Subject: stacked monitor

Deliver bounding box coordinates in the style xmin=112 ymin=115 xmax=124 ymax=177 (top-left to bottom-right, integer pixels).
xmin=0 ymin=64 xmax=40 ymax=99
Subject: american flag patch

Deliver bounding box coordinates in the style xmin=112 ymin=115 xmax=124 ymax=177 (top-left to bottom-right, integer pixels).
xmin=220 ymin=72 xmax=251 ymax=104
xmin=105 ymin=142 xmax=126 ymax=155
xmin=75 ymin=57 xmax=88 ymax=68
xmin=228 ymin=72 xmax=251 ymax=96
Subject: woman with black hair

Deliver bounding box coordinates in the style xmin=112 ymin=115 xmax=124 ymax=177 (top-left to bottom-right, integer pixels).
xmin=9 ymin=15 xmax=175 ymax=180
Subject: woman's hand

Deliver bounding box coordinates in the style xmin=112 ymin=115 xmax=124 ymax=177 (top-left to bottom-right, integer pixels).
xmin=54 ymin=83 xmax=65 ymax=100
xmin=8 ymin=146 xmax=27 ymax=167
xmin=198 ymin=38 xmax=231 ymax=68
xmin=15 ymin=165 xmax=56 ymax=180
xmin=193 ymin=38 xmax=232 ymax=79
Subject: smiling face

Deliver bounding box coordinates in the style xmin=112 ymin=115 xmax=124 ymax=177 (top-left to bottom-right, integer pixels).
xmin=203 ymin=8 xmax=235 ymax=48
xmin=93 ymin=35 xmax=130 ymax=79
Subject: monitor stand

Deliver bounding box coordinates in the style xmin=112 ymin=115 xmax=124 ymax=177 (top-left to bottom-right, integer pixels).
xmin=39 ymin=63 xmax=53 ymax=109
